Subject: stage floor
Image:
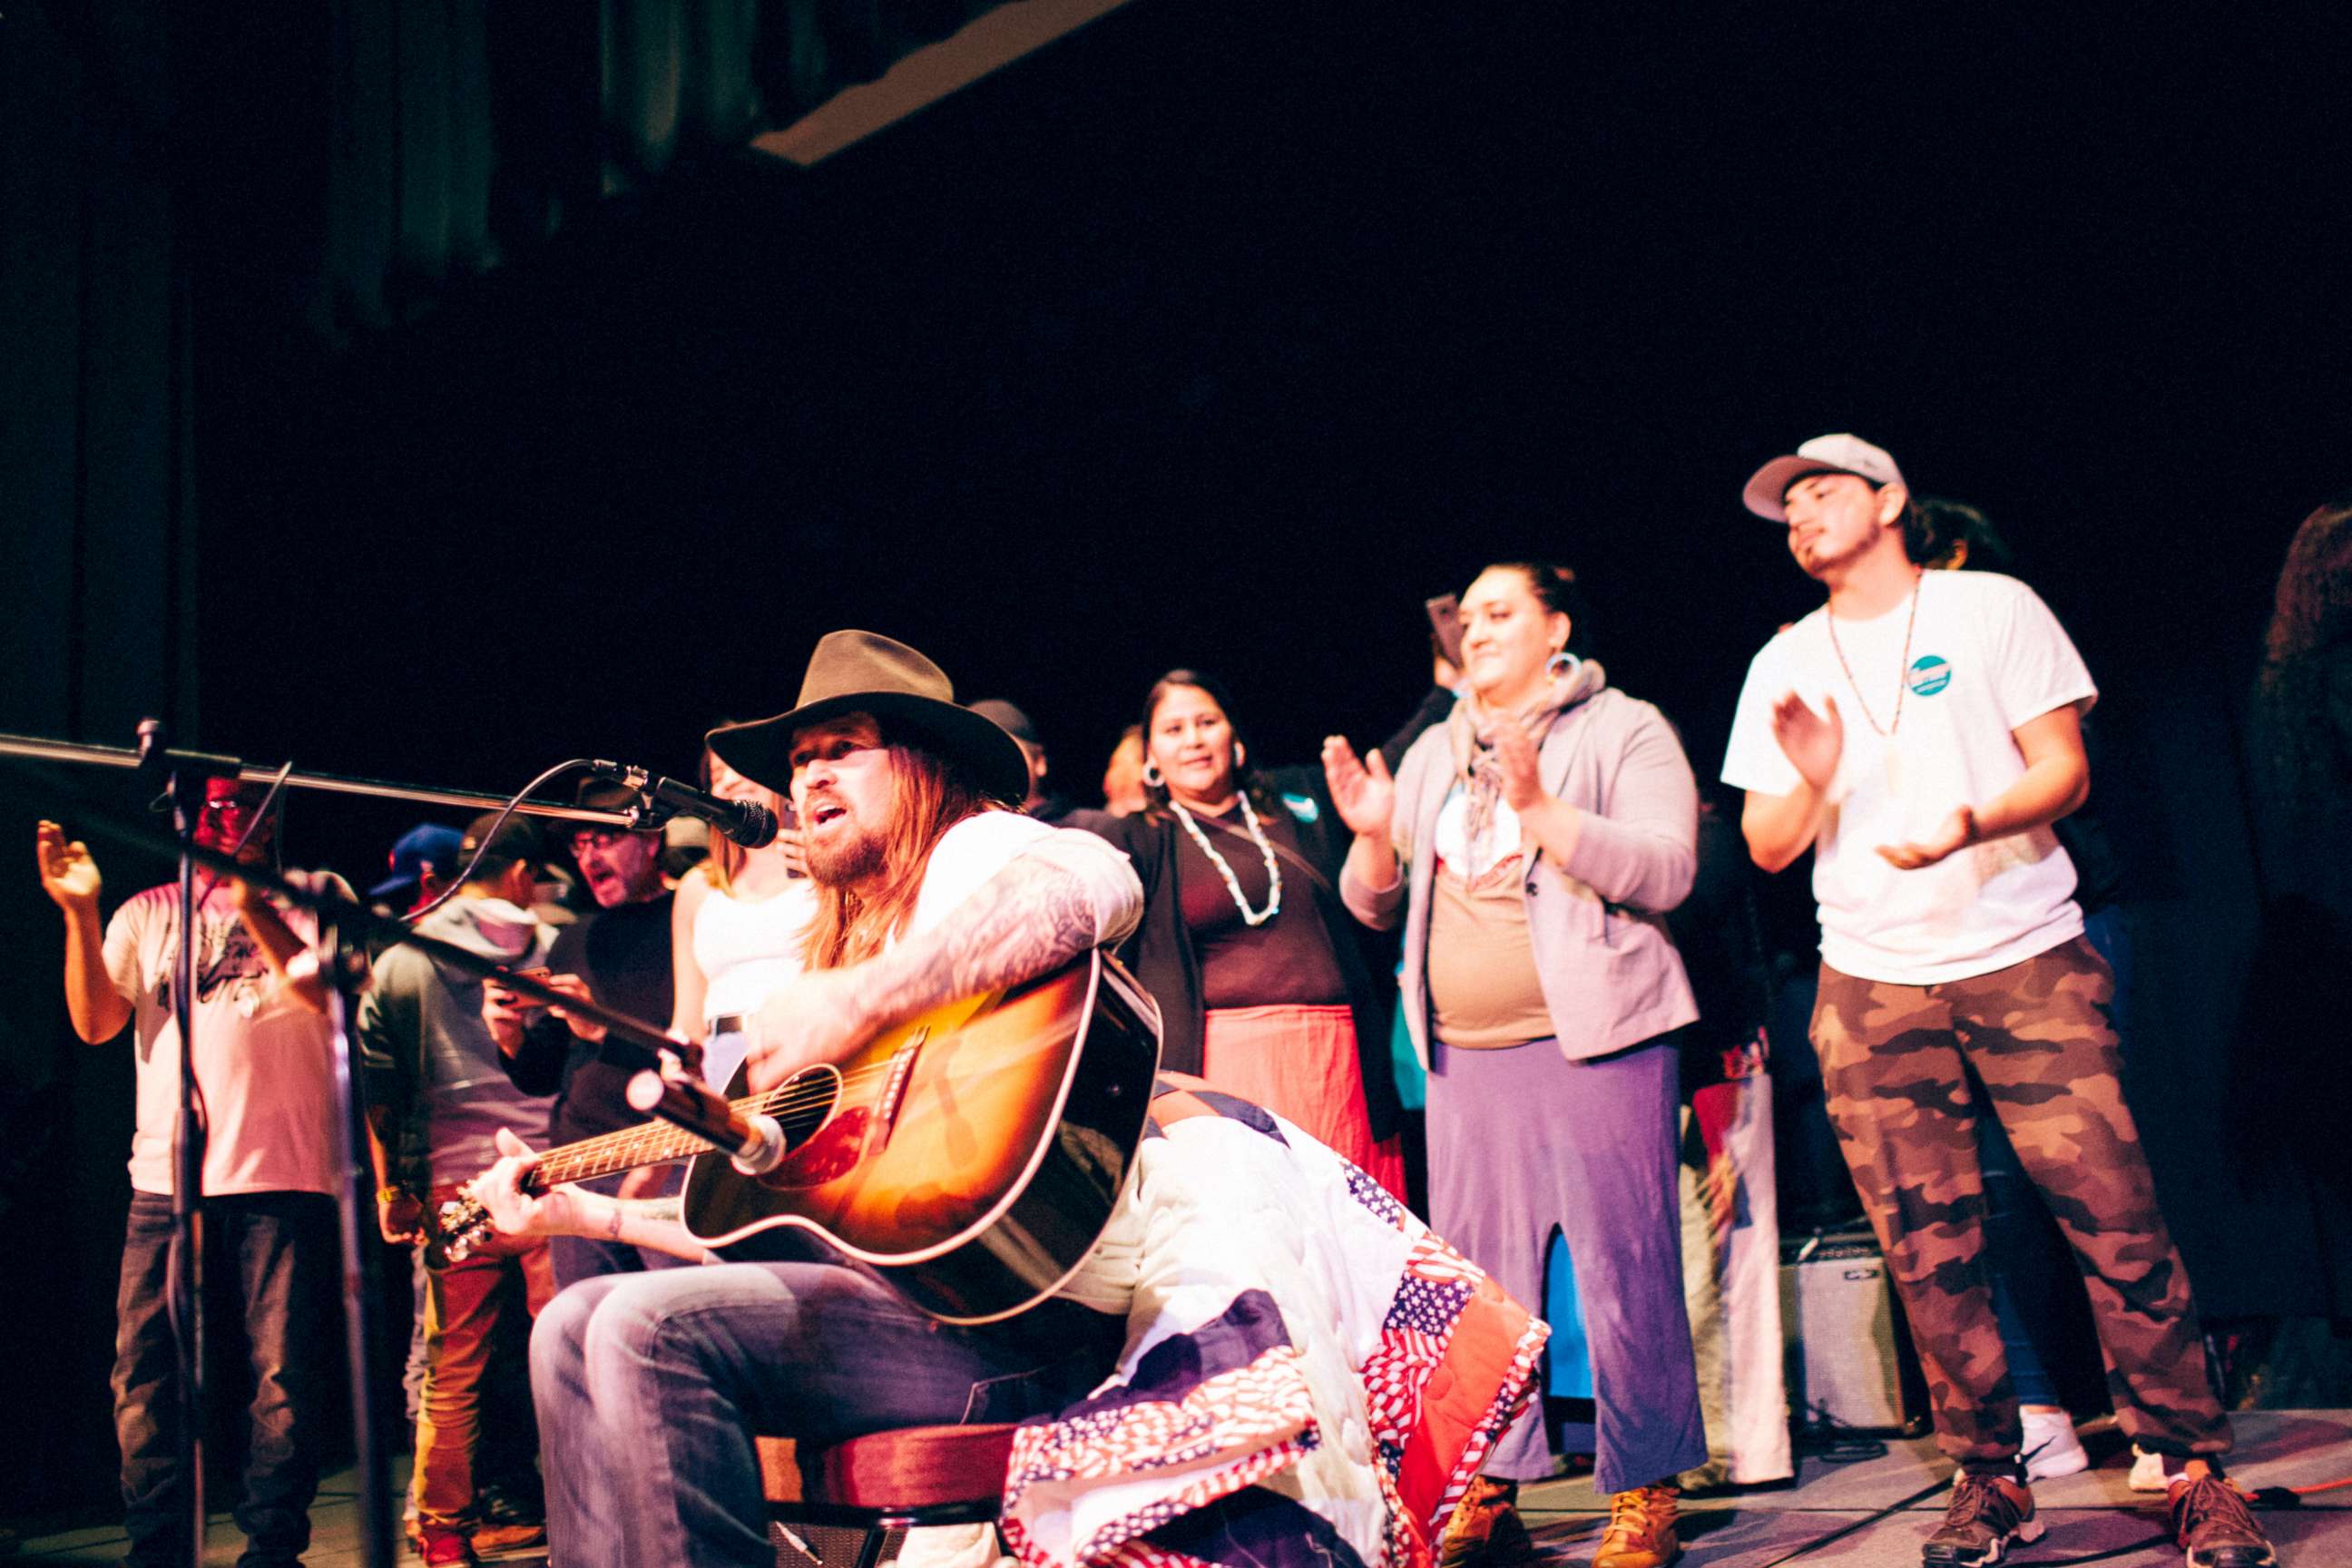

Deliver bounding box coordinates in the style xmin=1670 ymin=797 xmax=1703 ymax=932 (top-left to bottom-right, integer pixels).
xmin=11 ymin=1410 xmax=2349 ymax=1565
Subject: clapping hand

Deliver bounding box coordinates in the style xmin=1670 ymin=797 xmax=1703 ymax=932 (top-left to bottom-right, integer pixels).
xmin=1319 ymin=737 xmax=1396 ymax=838
xmin=1488 ymin=720 xmax=1546 ymax=812
xmin=35 ymin=820 xmax=102 ymax=909
xmin=1769 ymin=692 xmax=1843 ymax=792
xmin=1876 ymin=805 xmax=1977 ymax=870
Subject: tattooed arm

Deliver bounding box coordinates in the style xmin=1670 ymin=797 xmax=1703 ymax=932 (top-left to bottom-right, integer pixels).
xmin=746 ymin=819 xmax=1142 ymax=1092
xmin=471 ymin=1127 xmax=712 ymax=1260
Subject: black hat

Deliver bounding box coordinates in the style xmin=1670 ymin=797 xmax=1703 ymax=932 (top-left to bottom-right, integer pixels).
xmin=706 ymin=631 xmax=1027 ymax=802
xmin=966 ymin=699 xmax=1042 ymax=749
xmin=459 ymin=810 xmax=547 ymax=867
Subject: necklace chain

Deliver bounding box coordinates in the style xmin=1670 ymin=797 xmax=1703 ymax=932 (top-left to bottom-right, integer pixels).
xmin=1824 ymin=573 xmax=1924 ymax=739
xmin=1169 ymin=794 xmax=1282 ymax=926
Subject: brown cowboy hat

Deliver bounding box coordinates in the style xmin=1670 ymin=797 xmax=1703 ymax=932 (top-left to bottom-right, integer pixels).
xmin=705 ymin=631 xmax=1028 ymax=802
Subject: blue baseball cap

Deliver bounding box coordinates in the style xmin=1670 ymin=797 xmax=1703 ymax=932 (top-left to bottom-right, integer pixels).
xmin=370 ymin=823 xmax=466 ymax=897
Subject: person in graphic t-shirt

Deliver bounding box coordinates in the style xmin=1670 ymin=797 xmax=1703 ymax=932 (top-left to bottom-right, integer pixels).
xmin=37 ymin=778 xmax=347 ymax=1568
xmin=1721 ymin=433 xmax=2280 ymax=1568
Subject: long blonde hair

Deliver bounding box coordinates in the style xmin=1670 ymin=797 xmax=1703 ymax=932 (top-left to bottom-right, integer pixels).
xmin=801 ymin=737 xmax=999 ymax=971
xmin=698 ymin=740 xmax=786 ymax=896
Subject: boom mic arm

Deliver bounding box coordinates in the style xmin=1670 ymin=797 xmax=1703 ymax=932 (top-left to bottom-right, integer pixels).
xmin=589 ymin=760 xmax=779 ymax=849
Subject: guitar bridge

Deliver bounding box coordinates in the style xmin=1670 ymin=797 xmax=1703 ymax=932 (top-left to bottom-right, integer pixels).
xmin=875 ymin=1026 xmax=927 ymax=1145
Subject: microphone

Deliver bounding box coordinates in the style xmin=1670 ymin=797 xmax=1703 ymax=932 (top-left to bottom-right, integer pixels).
xmin=626 ymin=1068 xmax=788 ymax=1177
xmin=590 ymin=761 xmax=779 ymax=849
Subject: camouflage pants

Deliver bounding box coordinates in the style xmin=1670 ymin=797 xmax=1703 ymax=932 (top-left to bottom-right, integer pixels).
xmin=1812 ymin=936 xmax=2229 ymax=1467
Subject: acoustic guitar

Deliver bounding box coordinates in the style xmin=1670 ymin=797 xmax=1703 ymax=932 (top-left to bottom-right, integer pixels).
xmin=437 ymin=950 xmax=1162 ymax=1323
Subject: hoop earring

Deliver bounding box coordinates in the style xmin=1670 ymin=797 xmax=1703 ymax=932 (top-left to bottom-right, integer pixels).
xmin=1546 ymin=649 xmax=1582 ymax=681
xmin=1141 ymin=760 xmax=1164 ymax=788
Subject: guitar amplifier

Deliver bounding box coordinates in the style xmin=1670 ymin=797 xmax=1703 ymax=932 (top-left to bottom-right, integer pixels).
xmin=1779 ymin=1230 xmax=1928 ymax=1436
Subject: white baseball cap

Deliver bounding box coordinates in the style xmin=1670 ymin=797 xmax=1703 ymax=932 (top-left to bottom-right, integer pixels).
xmin=1741 ymin=433 xmax=1906 ymax=520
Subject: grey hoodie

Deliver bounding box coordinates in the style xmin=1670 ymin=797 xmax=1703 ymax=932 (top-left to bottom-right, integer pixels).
xmin=358 ymin=896 xmax=558 ymax=1187
xmin=1343 ymin=667 xmax=1701 ymax=1063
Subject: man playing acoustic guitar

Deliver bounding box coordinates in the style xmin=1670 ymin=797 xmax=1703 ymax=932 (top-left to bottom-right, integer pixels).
xmin=468 ymin=631 xmax=1147 ymax=1568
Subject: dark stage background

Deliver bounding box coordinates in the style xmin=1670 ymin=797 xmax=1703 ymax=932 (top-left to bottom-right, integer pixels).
xmin=5 ymin=0 xmax=2348 ymax=1523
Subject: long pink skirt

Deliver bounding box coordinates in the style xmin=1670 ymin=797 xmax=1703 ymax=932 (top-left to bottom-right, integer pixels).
xmin=1200 ymin=1002 xmax=1407 ymax=1200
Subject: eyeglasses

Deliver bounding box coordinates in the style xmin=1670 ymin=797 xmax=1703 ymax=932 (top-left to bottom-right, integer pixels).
xmin=565 ymin=828 xmax=639 ymax=853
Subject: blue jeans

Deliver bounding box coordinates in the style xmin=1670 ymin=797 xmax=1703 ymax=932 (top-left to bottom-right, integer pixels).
xmin=531 ymin=1259 xmax=1123 ymax=1568
xmin=115 ymin=1190 xmax=336 ymax=1567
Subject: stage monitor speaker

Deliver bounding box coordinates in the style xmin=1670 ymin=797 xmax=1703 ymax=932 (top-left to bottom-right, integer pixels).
xmin=1779 ymin=1230 xmax=1928 ymax=1436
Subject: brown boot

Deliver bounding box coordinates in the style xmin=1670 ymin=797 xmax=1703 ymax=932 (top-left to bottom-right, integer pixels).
xmin=1594 ymin=1482 xmax=1681 ymax=1568
xmin=1439 ymin=1475 xmax=1530 ymax=1566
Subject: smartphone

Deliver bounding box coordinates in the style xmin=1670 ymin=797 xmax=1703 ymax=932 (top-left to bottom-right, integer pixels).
xmin=1425 ymin=593 xmax=1465 ymax=670
xmin=508 ymin=966 xmax=554 ymax=1011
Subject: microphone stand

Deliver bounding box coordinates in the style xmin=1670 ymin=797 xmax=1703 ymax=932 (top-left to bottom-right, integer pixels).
xmin=146 ymin=721 xmax=214 ymax=1563
xmin=0 ymin=728 xmax=637 ymax=1568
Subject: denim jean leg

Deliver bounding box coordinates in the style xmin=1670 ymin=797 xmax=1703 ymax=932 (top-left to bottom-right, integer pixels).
xmin=534 ymin=1260 xmax=1098 ymax=1568
xmin=226 ymin=1193 xmax=335 ymax=1565
xmin=114 ymin=1192 xmax=187 ymax=1567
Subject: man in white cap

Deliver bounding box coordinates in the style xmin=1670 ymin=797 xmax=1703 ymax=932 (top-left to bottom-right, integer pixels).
xmin=1720 ymin=436 xmax=2278 ymax=1568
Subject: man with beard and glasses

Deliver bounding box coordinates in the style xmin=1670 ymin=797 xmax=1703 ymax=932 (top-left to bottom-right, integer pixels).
xmin=1721 ymin=434 xmax=2279 ymax=1568
xmin=463 ymin=632 xmax=1148 ymax=1568
xmin=36 ymin=778 xmax=348 ymax=1568
xmin=485 ymin=778 xmax=692 ymax=1289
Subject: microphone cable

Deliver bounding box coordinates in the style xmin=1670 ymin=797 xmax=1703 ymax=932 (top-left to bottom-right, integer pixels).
xmin=399 ymin=759 xmax=600 ymax=926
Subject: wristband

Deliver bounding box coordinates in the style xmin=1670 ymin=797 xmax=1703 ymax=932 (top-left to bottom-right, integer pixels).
xmin=376 ymin=1186 xmax=406 ymax=1206
xmin=605 ymin=1202 xmax=626 ymax=1243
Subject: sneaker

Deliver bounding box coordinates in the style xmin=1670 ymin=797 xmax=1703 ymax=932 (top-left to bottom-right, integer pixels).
xmin=1594 ymin=1482 xmax=1681 ymax=1568
xmin=468 ymin=1518 xmax=548 ymax=1554
xmin=2170 ymin=1475 xmax=2278 ymax=1567
xmin=1922 ymin=1472 xmax=2044 ymax=1566
xmin=2021 ymin=1407 xmax=2089 ymax=1481
xmin=2131 ymin=1444 xmax=2170 ymax=1492
xmin=416 ymin=1523 xmax=480 ymax=1567
xmin=1438 ymin=1475 xmax=1530 ymax=1567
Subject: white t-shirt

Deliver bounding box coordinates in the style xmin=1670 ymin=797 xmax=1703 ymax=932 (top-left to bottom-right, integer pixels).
xmin=1721 ymin=572 xmax=2097 ymax=985
xmin=903 ymin=809 xmax=1141 ymax=946
xmin=695 ymin=877 xmax=818 ymax=1090
xmin=104 ymin=872 xmax=351 ymax=1196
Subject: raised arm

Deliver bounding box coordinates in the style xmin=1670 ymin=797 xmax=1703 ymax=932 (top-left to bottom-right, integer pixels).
xmin=36 ymin=821 xmax=132 ymax=1044
xmin=1740 ymin=692 xmax=1842 ymax=874
xmin=228 ymin=878 xmax=328 ymax=1014
xmin=1875 ymin=704 xmax=2090 ymax=870
xmin=1323 ymin=736 xmax=1406 ymax=930
xmin=1534 ymin=710 xmax=1700 ymax=914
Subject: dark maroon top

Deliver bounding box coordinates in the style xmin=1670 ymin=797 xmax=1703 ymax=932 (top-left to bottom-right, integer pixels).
xmin=1172 ymin=800 xmax=1350 ymax=1010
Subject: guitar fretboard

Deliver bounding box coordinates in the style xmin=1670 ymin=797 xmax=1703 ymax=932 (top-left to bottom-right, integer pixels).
xmin=521 ymin=1103 xmax=755 ymax=1192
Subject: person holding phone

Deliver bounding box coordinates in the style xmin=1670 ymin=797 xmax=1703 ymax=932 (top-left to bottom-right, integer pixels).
xmin=358 ymin=812 xmax=561 ymax=1565
xmin=485 ymin=777 xmax=692 ymax=1289
xmin=1327 ymin=560 xmax=1708 ymax=1568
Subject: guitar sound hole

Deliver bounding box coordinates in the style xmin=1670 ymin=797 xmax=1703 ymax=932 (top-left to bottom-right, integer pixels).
xmin=775 ymin=1069 xmax=839 ymax=1150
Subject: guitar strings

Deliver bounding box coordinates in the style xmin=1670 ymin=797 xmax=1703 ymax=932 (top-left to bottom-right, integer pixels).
xmin=514 ymin=1053 xmax=982 ymax=1185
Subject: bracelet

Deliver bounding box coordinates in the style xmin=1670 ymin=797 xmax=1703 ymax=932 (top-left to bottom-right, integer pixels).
xmin=376 ymin=1186 xmax=406 ymax=1205
xmin=605 ymin=1202 xmax=626 ymax=1243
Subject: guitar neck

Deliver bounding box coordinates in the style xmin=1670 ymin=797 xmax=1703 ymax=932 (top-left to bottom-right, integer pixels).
xmin=522 ymin=1112 xmax=728 ymax=1192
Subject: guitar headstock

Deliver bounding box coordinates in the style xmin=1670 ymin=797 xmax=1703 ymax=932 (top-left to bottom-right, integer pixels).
xmin=434 ymin=1191 xmax=496 ymax=1265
